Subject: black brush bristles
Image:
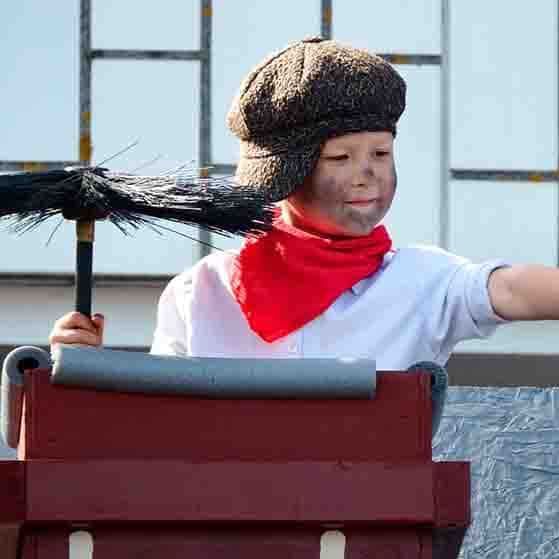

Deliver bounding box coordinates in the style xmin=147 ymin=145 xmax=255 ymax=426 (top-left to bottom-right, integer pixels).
xmin=0 ymin=167 xmax=275 ymax=237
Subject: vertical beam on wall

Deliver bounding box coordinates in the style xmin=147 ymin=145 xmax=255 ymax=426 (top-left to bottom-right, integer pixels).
xmin=199 ymin=0 xmax=213 ymax=258
xmin=80 ymin=0 xmax=92 ymax=164
xmin=557 ymin=1 xmax=559 ymax=266
xmin=440 ymin=0 xmax=451 ymax=250
xmin=321 ymin=0 xmax=332 ymax=39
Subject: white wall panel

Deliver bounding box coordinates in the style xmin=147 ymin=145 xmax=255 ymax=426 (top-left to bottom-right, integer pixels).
xmin=0 ymin=219 xmax=199 ymax=275
xmin=0 ymin=284 xmax=162 ymax=348
xmin=457 ymin=321 xmax=559 ymax=355
xmin=212 ymin=0 xmax=320 ymax=166
xmin=92 ymin=60 xmax=201 ymax=274
xmin=450 ymin=0 xmax=558 ymax=170
xmin=0 ymin=2 xmax=79 ymax=161
xmin=0 ymin=221 xmax=74 ymax=273
xmin=449 ymin=180 xmax=558 ymax=266
xmin=92 ymin=60 xmax=200 ymax=176
xmin=1 ymin=59 xmax=202 ymax=275
xmin=210 ymin=232 xmax=243 ymax=253
xmin=92 ymin=0 xmax=199 ymax=51
xmin=333 ymin=0 xmax=441 ymax=54
xmin=383 ymin=66 xmax=441 ymax=246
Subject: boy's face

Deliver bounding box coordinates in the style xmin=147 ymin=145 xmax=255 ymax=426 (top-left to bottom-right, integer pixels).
xmin=281 ymin=131 xmax=396 ymax=238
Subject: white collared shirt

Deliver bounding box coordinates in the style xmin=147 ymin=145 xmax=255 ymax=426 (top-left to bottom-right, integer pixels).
xmin=151 ymin=245 xmax=509 ymax=369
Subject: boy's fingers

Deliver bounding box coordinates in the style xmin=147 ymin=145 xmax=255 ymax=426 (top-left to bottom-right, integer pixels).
xmin=55 ymin=311 xmax=97 ymax=333
xmin=49 ymin=312 xmax=105 ymax=350
xmin=49 ymin=329 xmax=102 ymax=347
xmin=91 ymin=314 xmax=105 ymax=338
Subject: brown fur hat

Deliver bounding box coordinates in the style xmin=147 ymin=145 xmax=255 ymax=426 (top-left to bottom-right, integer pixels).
xmin=227 ymin=37 xmax=406 ymax=202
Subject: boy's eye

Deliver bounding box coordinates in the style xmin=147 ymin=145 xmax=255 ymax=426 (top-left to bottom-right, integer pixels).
xmin=324 ymin=154 xmax=348 ymax=161
xmin=375 ymin=151 xmax=390 ymax=157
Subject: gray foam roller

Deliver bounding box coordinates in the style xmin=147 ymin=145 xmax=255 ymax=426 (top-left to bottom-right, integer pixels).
xmin=407 ymin=361 xmax=448 ymax=438
xmin=51 ymin=345 xmax=376 ymax=399
xmin=1 ymin=346 xmax=51 ymax=448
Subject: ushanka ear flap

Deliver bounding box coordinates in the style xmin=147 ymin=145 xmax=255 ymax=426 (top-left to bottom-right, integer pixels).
xmin=0 ymin=166 xmax=274 ymax=317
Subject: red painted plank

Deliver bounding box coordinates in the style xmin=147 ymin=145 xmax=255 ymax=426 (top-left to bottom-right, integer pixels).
xmin=345 ymin=527 xmax=462 ymax=559
xmin=0 ymin=462 xmax=25 ymax=559
xmin=345 ymin=527 xmax=425 ymax=558
xmin=21 ymin=370 xmax=432 ymax=461
xmin=15 ymin=527 xmax=466 ymax=559
xmin=419 ymin=531 xmax=434 ymax=559
xmin=20 ymin=528 xmax=69 ymax=559
xmin=26 ymin=460 xmax=435 ymax=524
xmin=74 ymin=527 xmax=436 ymax=559
xmin=93 ymin=527 xmax=323 ymax=559
xmin=0 ymin=462 xmax=25 ymax=522
xmin=433 ymin=462 xmax=470 ymax=527
xmin=0 ymin=526 xmax=20 ymax=559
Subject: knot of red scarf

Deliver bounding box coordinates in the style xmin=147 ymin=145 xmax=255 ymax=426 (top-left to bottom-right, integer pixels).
xmin=230 ymin=218 xmax=393 ymax=342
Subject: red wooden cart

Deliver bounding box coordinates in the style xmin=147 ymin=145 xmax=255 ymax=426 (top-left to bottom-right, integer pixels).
xmin=0 ymin=367 xmax=469 ymax=558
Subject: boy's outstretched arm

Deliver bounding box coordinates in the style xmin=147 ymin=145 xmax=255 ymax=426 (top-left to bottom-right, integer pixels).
xmin=488 ymin=265 xmax=559 ymax=321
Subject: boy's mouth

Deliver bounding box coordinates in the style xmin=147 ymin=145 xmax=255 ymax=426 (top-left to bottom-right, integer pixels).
xmin=345 ymin=198 xmax=380 ymax=206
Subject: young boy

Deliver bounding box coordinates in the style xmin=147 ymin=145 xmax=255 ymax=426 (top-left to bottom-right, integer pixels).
xmin=49 ymin=38 xmax=559 ymax=369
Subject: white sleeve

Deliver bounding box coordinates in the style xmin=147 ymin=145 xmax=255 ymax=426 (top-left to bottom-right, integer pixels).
xmin=426 ymin=257 xmax=511 ymax=363
xmin=150 ymin=273 xmax=191 ymax=356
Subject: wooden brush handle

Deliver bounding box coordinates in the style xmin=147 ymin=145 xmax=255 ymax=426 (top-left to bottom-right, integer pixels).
xmin=75 ymin=220 xmax=95 ymax=317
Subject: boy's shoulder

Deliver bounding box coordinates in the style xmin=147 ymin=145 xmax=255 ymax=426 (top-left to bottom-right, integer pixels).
xmin=173 ymin=249 xmax=239 ymax=286
xmin=389 ymin=244 xmax=470 ymax=275
xmin=394 ymin=243 xmax=468 ymax=260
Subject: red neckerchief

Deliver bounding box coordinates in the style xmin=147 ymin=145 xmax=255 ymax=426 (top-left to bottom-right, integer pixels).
xmin=230 ymin=217 xmax=392 ymax=342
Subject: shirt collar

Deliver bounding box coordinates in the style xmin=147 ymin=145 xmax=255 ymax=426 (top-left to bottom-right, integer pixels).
xmin=350 ymin=250 xmax=396 ymax=295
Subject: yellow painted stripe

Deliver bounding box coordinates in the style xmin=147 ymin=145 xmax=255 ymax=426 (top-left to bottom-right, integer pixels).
xmin=22 ymin=162 xmax=46 ymax=172
xmin=528 ymin=173 xmax=544 ymax=183
xmin=389 ymin=54 xmax=410 ymax=65
xmin=79 ymin=134 xmax=92 ymax=163
xmin=322 ymin=7 xmax=332 ymax=24
xmin=202 ymin=5 xmax=212 ymax=17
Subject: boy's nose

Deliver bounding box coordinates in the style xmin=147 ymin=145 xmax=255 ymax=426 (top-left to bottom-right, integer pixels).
xmin=352 ymin=163 xmax=376 ymax=186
